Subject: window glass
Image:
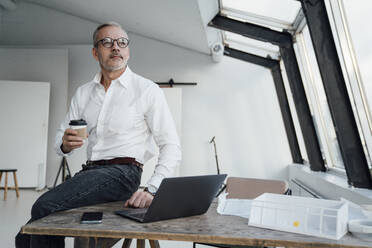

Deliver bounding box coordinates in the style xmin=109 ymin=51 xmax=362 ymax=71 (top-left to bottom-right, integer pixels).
xmin=222 ymin=0 xmax=301 ymax=23
xmin=296 ymin=26 xmax=345 ymax=169
xmin=325 ymin=0 xmax=372 ymax=169
xmin=342 ymin=0 xmax=372 ymax=112
xmin=224 ymin=31 xmax=279 ymax=59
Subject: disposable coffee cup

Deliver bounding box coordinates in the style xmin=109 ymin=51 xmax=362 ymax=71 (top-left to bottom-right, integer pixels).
xmin=69 ymin=119 xmax=87 ymax=139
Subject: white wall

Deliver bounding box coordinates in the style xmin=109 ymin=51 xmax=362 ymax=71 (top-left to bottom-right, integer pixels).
xmin=0 ymin=2 xmax=292 ymax=186
xmin=0 ymin=48 xmax=69 ymax=187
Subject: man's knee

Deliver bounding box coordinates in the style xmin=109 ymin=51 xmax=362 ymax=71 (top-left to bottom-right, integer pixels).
xmin=31 ymin=199 xmax=57 ymax=220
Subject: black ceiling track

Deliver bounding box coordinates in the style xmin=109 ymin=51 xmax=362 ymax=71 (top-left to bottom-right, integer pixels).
xmin=156 ymin=78 xmax=197 ymax=87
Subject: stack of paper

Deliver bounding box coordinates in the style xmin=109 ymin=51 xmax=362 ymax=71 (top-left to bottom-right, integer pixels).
xmin=216 ymin=193 xmax=252 ymax=218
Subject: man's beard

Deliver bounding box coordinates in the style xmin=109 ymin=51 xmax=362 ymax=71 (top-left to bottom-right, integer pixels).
xmin=99 ymin=54 xmax=129 ymax=72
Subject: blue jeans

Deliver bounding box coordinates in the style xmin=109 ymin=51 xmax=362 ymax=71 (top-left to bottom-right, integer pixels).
xmin=15 ymin=163 xmax=142 ymax=248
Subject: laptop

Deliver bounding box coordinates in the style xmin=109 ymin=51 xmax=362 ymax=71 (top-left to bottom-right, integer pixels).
xmin=115 ymin=174 xmax=227 ymax=223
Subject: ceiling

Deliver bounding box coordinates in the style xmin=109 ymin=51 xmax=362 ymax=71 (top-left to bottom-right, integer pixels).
xmin=16 ymin=0 xmax=221 ymax=54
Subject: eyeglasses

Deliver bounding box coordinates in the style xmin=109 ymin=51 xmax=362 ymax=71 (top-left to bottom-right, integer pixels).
xmin=95 ymin=37 xmax=130 ymax=48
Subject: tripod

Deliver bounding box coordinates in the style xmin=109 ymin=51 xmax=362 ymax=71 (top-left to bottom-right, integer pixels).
xmin=209 ymin=136 xmax=220 ymax=174
xmin=53 ymin=157 xmax=72 ymax=188
xmin=210 ymin=136 xmax=226 ymax=196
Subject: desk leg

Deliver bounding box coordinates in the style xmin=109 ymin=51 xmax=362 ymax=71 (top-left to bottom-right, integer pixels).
xmin=137 ymin=239 xmax=145 ymax=248
xmin=122 ymin=238 xmax=132 ymax=248
xmin=149 ymin=240 xmax=160 ymax=248
xmin=74 ymin=237 xmax=120 ymax=248
xmin=74 ymin=237 xmax=89 ymax=248
xmin=4 ymin=172 xmax=8 ymax=200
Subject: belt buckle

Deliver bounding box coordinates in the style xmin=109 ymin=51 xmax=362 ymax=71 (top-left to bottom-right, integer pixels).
xmin=134 ymin=161 xmax=143 ymax=169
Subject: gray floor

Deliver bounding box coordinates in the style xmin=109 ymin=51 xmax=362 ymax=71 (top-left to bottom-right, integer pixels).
xmin=0 ymin=189 xmax=192 ymax=248
xmin=0 ymin=189 xmax=74 ymax=248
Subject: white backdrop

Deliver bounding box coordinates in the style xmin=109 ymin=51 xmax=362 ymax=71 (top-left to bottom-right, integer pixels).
xmin=0 ymin=80 xmax=50 ymax=188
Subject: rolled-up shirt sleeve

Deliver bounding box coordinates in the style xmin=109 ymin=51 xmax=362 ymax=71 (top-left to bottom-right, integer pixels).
xmin=55 ymin=91 xmax=80 ymax=157
xmin=145 ymin=85 xmax=182 ymax=189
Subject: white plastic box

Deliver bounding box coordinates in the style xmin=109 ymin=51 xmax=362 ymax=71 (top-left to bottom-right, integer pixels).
xmin=248 ymin=193 xmax=348 ymax=240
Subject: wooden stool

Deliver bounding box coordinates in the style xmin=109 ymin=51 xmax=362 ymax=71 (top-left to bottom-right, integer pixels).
xmin=0 ymin=169 xmax=20 ymax=200
xmin=122 ymin=239 xmax=160 ymax=248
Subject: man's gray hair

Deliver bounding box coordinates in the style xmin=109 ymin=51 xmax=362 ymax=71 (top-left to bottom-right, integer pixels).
xmin=93 ymin=21 xmax=128 ymax=47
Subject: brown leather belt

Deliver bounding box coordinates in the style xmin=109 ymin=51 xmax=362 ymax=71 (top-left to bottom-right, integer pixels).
xmin=85 ymin=157 xmax=143 ymax=169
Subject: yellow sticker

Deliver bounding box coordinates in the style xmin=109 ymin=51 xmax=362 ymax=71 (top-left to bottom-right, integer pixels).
xmin=293 ymin=221 xmax=300 ymax=227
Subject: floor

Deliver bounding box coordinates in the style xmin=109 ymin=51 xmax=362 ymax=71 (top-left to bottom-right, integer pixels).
xmin=0 ymin=189 xmax=192 ymax=248
xmin=0 ymin=189 xmax=75 ymax=248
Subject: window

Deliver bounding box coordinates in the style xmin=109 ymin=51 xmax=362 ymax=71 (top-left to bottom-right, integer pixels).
xmin=218 ymin=0 xmax=372 ymax=173
xmin=224 ymin=31 xmax=279 ymax=59
xmin=325 ymin=0 xmax=372 ymax=169
xmin=221 ymin=0 xmax=301 ymax=27
xmin=294 ymin=26 xmax=344 ymax=169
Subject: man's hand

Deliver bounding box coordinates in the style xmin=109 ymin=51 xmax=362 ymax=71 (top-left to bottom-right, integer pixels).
xmin=61 ymin=128 xmax=85 ymax=153
xmin=124 ymin=190 xmax=153 ymax=208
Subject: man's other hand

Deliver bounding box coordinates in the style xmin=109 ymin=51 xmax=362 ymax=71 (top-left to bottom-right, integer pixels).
xmin=124 ymin=190 xmax=153 ymax=208
xmin=61 ymin=128 xmax=84 ymax=153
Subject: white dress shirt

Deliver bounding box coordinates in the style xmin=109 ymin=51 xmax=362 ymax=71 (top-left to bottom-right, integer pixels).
xmin=55 ymin=67 xmax=182 ymax=190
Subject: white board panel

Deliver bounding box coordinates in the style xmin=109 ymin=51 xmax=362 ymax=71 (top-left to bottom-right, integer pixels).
xmin=0 ymin=80 xmax=50 ymax=188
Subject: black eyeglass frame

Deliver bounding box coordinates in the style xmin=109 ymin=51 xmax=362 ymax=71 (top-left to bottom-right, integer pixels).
xmin=94 ymin=37 xmax=130 ymax=48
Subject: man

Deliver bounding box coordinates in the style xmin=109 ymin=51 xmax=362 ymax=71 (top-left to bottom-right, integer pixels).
xmin=16 ymin=21 xmax=181 ymax=248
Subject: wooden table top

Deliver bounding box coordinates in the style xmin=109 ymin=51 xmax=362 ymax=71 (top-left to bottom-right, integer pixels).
xmin=22 ymin=201 xmax=372 ymax=248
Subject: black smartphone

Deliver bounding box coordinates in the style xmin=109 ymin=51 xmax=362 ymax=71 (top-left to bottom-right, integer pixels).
xmin=80 ymin=212 xmax=103 ymax=224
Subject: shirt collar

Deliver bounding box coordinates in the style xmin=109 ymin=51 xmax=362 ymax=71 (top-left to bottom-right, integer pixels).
xmin=92 ymin=66 xmax=132 ymax=89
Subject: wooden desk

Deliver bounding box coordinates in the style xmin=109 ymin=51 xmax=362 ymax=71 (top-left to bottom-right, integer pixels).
xmin=21 ymin=201 xmax=372 ymax=248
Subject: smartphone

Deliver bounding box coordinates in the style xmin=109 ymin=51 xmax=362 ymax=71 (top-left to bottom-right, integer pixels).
xmin=80 ymin=212 xmax=103 ymax=224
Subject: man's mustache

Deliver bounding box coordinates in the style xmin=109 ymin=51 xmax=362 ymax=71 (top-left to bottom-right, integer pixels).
xmin=110 ymin=53 xmax=123 ymax=59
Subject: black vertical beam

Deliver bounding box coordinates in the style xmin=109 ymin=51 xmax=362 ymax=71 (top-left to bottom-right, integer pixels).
xmin=210 ymin=15 xmax=325 ymax=170
xmin=280 ymin=41 xmax=325 ymax=171
xmin=270 ymin=63 xmax=303 ymax=164
xmin=224 ymin=47 xmax=303 ymax=163
xmin=300 ymin=0 xmax=372 ymax=188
